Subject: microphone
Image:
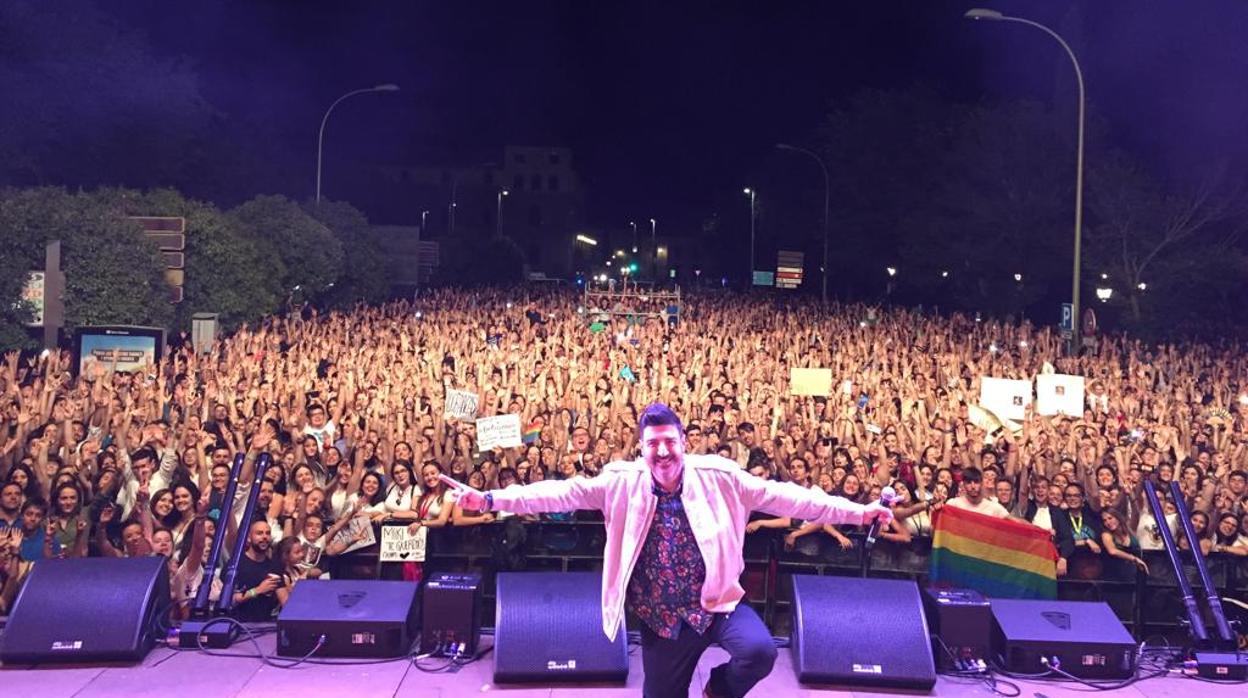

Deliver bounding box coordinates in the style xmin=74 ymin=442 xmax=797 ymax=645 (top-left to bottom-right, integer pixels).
xmin=864 ymin=486 xmax=897 ymax=549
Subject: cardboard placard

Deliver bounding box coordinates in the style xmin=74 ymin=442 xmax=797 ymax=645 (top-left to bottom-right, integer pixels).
xmin=379 ymin=524 xmax=427 ymax=562
xmin=328 ymin=514 xmax=375 ymax=555
xmin=979 ymin=377 xmax=1032 ymax=422
xmin=790 ymin=368 xmax=833 ymax=396
xmin=1036 ymin=373 xmax=1085 ymax=417
xmin=444 ymin=389 xmax=480 ymax=420
xmin=476 ymin=413 xmax=523 ymax=451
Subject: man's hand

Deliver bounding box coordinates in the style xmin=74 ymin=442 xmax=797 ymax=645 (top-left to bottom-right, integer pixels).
xmin=861 ymin=501 xmax=894 ymax=528
xmin=439 ymin=474 xmax=487 ymax=511
xmin=255 ymin=575 xmax=281 ymax=595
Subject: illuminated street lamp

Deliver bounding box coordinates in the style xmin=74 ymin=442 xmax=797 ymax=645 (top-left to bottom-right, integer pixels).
xmin=1096 ymin=287 xmax=1113 ymax=302
xmin=967 ymin=8 xmax=1085 ymax=354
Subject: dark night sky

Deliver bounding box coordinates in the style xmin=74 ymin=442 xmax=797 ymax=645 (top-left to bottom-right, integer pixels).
xmin=16 ymin=1 xmax=1248 ymax=230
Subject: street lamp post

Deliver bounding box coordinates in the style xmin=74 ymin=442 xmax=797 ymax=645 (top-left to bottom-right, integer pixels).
xmin=315 ymin=83 xmax=399 ymax=204
xmin=649 ymin=218 xmax=657 ymax=281
xmin=776 ymin=143 xmax=831 ymax=302
xmin=496 ymin=189 xmax=509 ymax=237
xmin=966 ymin=8 xmax=1085 ymax=353
xmin=629 ymin=221 xmax=638 ymax=253
xmin=743 ymin=188 xmax=756 ymax=286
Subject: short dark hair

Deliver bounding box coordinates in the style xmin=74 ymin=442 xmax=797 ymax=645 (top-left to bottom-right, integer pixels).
xmin=961 ymin=467 xmax=983 ymax=484
xmin=639 ymin=403 xmax=683 ymax=435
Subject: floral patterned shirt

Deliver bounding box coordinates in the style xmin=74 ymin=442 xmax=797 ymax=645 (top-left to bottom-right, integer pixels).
xmin=626 ymin=480 xmax=712 ymax=639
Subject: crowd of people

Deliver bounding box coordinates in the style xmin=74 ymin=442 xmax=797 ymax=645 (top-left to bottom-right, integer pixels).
xmin=2 ymin=287 xmax=1247 ymax=617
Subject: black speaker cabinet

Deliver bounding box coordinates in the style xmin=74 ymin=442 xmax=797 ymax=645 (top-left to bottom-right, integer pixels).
xmin=791 ymin=574 xmax=936 ymax=690
xmin=276 ymin=579 xmax=419 ymax=658
xmin=0 ymin=556 xmax=170 ymax=663
xmin=922 ymin=586 xmax=993 ymax=672
xmin=990 ymin=598 xmax=1135 ymax=679
xmin=421 ymin=571 xmax=482 ymax=656
xmin=493 ymin=571 xmax=628 ymax=683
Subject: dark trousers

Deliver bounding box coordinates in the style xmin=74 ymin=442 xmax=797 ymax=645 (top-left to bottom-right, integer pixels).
xmin=639 ymin=603 xmax=777 ymax=698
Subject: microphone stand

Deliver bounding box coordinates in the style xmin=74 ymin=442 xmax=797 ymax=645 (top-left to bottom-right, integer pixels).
xmin=1142 ymin=480 xmax=1208 ymax=644
xmin=190 ymin=453 xmax=246 ymax=616
xmin=1167 ymin=481 xmax=1235 ymax=647
xmin=859 ymin=488 xmax=896 ymax=578
xmin=218 ymin=452 xmax=274 ymax=615
xmin=1143 ymin=480 xmax=1245 ymax=679
xmin=177 ymin=452 xmax=273 ymax=649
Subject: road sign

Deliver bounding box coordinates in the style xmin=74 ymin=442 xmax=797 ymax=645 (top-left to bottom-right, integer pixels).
xmin=129 ymin=216 xmax=186 ymax=303
xmin=1082 ymin=307 xmax=1097 ymax=337
xmin=1060 ymin=303 xmax=1074 ymax=338
xmin=775 ymin=250 xmax=804 ymax=289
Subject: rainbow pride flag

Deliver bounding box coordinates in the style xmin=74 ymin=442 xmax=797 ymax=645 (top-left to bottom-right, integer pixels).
xmin=522 ymin=421 xmax=542 ymax=445
xmin=930 ymin=504 xmax=1058 ymax=599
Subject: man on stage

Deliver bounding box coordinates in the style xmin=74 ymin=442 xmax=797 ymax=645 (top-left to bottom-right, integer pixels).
xmin=449 ymin=403 xmax=893 ymax=697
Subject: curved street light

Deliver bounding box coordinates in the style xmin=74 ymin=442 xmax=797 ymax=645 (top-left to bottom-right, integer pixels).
xmin=966 ymin=8 xmax=1085 ymax=353
xmin=315 ymin=83 xmax=400 ymax=203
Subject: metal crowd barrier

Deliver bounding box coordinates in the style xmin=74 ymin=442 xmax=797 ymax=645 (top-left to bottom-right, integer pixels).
xmin=330 ymin=517 xmax=1247 ymax=639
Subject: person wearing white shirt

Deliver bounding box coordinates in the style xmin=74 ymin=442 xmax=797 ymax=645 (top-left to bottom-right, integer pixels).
xmin=946 ymin=468 xmax=1011 ymax=519
xmin=382 ymin=462 xmax=420 ymax=521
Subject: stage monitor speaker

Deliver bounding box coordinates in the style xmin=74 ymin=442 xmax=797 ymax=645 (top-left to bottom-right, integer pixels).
xmin=922 ymin=586 xmax=993 ymax=672
xmin=421 ymin=571 xmax=483 ymax=656
xmin=493 ymin=571 xmax=628 ymax=683
xmin=791 ymin=574 xmax=936 ymax=690
xmin=0 ymin=556 xmax=169 ymax=663
xmin=990 ymin=598 xmax=1135 ymax=679
xmin=277 ymin=579 xmax=419 ymax=658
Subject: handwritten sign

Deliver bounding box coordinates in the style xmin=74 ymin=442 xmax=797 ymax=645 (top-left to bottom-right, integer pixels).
xmin=329 ymin=514 xmax=375 ymax=555
xmin=444 ymin=389 xmax=480 ymax=420
xmin=476 ymin=414 xmax=523 ymax=451
xmin=379 ymin=524 xmax=427 ymax=562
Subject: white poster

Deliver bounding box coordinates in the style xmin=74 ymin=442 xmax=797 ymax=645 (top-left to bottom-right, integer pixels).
xmin=1036 ymin=373 xmax=1085 ymax=417
xmin=979 ymin=377 xmax=1032 ymax=422
xmin=379 ymin=524 xmax=427 ymax=562
xmin=328 ymin=514 xmax=375 ymax=555
xmin=789 ymin=368 xmax=832 ymax=396
xmin=476 ymin=413 xmax=523 ymax=451
xmin=444 ymin=389 xmax=480 ymax=420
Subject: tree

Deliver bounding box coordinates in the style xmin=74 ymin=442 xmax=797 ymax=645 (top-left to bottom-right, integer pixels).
xmin=231 ymin=195 xmax=344 ymax=297
xmin=813 ymin=88 xmax=1073 ymax=312
xmin=302 ymin=200 xmax=391 ymax=307
xmin=901 ymin=100 xmax=1072 ymax=313
xmin=1085 ymin=155 xmax=1248 ymax=334
xmin=0 ymin=188 xmax=172 ymax=345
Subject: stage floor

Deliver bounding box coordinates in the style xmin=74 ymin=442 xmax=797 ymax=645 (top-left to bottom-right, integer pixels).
xmin=0 ymin=632 xmax=1241 ymax=698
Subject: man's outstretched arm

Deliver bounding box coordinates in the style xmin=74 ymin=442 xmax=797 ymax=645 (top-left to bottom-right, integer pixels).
xmin=442 ymin=474 xmax=607 ymax=516
xmin=737 ymin=471 xmax=892 ymax=528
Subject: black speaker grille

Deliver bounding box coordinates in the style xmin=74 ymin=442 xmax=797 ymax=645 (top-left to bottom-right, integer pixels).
xmin=791 ymin=575 xmax=936 ymax=689
xmin=493 ymin=571 xmax=628 ymax=682
xmin=0 ymin=557 xmax=168 ymax=663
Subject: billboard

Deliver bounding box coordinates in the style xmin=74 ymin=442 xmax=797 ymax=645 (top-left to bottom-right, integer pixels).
xmin=73 ymin=326 xmax=165 ymax=377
